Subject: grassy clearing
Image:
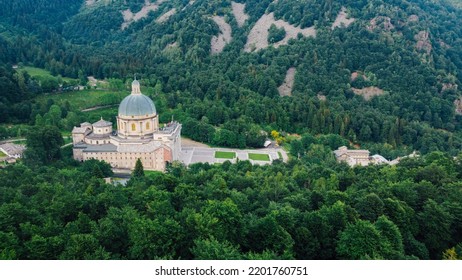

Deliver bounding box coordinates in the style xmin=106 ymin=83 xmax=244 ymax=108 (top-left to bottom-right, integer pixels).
xmin=22 ymin=66 xmax=76 ymax=82
xmin=81 ymin=107 xmax=118 ymax=124
xmin=0 ymin=150 xmax=7 ymax=157
xmin=22 ymin=66 xmax=53 ymax=77
xmin=215 ymin=151 xmax=236 ymax=159
xmin=278 ymin=151 xmax=283 ymax=159
xmin=35 ymin=90 xmax=127 ymax=111
xmin=249 ymin=153 xmax=270 ymax=161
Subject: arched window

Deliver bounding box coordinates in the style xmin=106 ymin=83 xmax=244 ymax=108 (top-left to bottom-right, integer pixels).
xmin=146 ymin=122 xmax=150 ymax=130
xmin=131 ymin=123 xmax=136 ymax=131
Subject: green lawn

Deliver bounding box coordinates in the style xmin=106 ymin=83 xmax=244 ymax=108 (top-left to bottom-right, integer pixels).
xmin=215 ymin=151 xmax=236 ymax=159
xmin=81 ymin=107 xmax=118 ymax=124
xmin=22 ymin=66 xmax=76 ymax=82
xmin=0 ymin=150 xmax=7 ymax=157
xmin=278 ymin=151 xmax=283 ymax=159
xmin=35 ymin=89 xmax=127 ymax=111
xmin=23 ymin=66 xmax=53 ymax=77
xmin=248 ymin=153 xmax=270 ymax=161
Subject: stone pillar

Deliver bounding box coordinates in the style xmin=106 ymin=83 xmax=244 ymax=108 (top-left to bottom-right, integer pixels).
xmin=140 ymin=121 xmax=143 ymax=138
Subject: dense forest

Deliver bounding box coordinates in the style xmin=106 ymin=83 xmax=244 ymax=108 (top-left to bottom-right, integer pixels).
xmin=1 ymin=0 xmax=462 ymax=260
xmin=1 ymin=146 xmax=462 ymax=260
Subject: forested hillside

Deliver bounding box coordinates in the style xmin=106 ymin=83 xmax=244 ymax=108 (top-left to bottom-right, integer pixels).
xmin=1 ymin=0 xmax=462 ymax=260
xmin=1 ymin=0 xmax=462 ymax=153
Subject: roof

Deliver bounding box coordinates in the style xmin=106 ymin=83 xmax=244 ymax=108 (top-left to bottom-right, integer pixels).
xmin=92 ymin=118 xmax=112 ymax=127
xmin=117 ymin=141 xmax=164 ymax=153
xmin=334 ymin=146 xmax=370 ymax=157
xmin=82 ymin=143 xmax=118 ymax=153
xmin=118 ymin=94 xmax=156 ymax=116
xmin=80 ymin=122 xmax=92 ymax=126
xmin=86 ymin=133 xmax=111 ymax=139
xmin=0 ymin=143 xmax=26 ymax=156
xmin=158 ymin=121 xmax=180 ymax=134
xmin=80 ymin=141 xmax=165 ymax=154
xmin=72 ymin=126 xmax=91 ymax=134
xmin=371 ymin=154 xmax=389 ymax=163
xmin=119 ymin=79 xmax=156 ymax=116
xmin=340 ymin=150 xmax=370 ymax=154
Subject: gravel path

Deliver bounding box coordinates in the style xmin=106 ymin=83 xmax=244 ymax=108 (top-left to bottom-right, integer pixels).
xmin=81 ymin=104 xmax=117 ymax=112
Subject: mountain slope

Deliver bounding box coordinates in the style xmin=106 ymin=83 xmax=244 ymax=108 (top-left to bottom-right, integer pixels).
xmin=1 ymin=0 xmax=462 ymax=154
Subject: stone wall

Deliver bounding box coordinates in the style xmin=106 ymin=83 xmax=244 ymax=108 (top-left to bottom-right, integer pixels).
xmin=82 ymin=148 xmax=167 ymax=171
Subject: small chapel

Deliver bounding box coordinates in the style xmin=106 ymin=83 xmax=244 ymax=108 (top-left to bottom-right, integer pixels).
xmin=72 ymin=79 xmax=181 ymax=171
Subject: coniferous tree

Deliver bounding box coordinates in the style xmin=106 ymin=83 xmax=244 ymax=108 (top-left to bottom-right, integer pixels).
xmin=92 ymin=164 xmax=104 ymax=179
xmin=133 ymin=158 xmax=144 ymax=178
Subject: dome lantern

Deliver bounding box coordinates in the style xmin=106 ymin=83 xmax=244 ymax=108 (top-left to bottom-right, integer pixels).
xmin=131 ymin=78 xmax=141 ymax=95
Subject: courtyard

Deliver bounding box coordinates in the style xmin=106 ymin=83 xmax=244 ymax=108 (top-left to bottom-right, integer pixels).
xmin=179 ymin=146 xmax=288 ymax=166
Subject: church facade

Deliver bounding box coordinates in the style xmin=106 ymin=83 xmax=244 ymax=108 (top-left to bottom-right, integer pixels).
xmin=72 ymin=79 xmax=181 ymax=171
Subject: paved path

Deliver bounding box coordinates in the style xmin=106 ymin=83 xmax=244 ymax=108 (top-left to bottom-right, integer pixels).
xmin=0 ymin=138 xmax=26 ymax=144
xmin=61 ymin=143 xmax=73 ymax=148
xmin=81 ymin=104 xmax=117 ymax=112
xmin=180 ymin=147 xmax=287 ymax=166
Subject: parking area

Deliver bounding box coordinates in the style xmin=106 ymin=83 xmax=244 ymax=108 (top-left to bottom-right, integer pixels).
xmin=179 ymin=147 xmax=288 ymax=166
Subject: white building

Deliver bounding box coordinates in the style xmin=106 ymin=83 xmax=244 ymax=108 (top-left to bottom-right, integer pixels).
xmin=0 ymin=143 xmax=26 ymax=159
xmin=334 ymin=146 xmax=371 ymax=166
xmin=72 ymin=79 xmax=181 ymax=171
xmin=370 ymin=154 xmax=390 ymax=165
xmin=333 ymin=146 xmax=412 ymax=167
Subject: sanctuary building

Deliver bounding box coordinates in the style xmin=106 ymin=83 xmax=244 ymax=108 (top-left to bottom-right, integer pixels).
xmin=72 ymin=79 xmax=181 ymax=171
xmin=333 ymin=146 xmax=370 ymax=166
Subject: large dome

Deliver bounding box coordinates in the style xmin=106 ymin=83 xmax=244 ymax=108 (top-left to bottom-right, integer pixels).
xmin=118 ymin=94 xmax=156 ymax=116
xmin=118 ymin=79 xmax=156 ymax=116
